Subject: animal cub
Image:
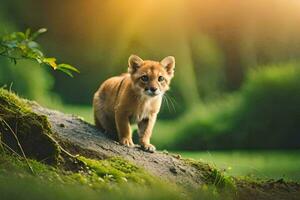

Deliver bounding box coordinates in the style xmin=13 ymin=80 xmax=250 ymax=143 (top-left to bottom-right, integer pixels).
xmin=93 ymin=55 xmax=175 ymax=152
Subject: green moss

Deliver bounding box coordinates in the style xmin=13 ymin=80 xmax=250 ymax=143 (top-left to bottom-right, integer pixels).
xmin=0 ymin=152 xmax=63 ymax=183
xmin=0 ymin=152 xmax=102 ymax=188
xmin=0 ymin=149 xmax=236 ymax=200
xmin=0 ymin=151 xmax=163 ymax=189
xmin=0 ymin=152 xmax=184 ymax=197
xmin=0 ymin=88 xmax=60 ymax=164
xmin=78 ymin=156 xmax=157 ymax=185
xmin=184 ymin=158 xmax=236 ymax=190
xmin=0 ymin=88 xmax=30 ymax=112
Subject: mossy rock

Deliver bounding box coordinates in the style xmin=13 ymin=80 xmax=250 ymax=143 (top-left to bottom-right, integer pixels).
xmin=78 ymin=156 xmax=157 ymax=185
xmin=0 ymin=89 xmax=60 ymax=164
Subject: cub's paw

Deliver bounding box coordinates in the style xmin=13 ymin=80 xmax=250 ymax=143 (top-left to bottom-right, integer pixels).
xmin=119 ymin=137 xmax=135 ymax=147
xmin=141 ymin=143 xmax=156 ymax=153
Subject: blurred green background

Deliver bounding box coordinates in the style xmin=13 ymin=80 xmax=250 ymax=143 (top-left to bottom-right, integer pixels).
xmin=1 ymin=0 xmax=300 ymax=180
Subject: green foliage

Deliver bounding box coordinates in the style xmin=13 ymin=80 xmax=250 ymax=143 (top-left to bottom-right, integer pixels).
xmin=191 ymin=34 xmax=226 ymax=100
xmin=153 ymin=63 xmax=300 ymax=150
xmin=0 ymin=28 xmax=79 ymax=77
xmin=49 ymin=104 xmax=93 ymax=123
xmin=0 ymin=12 xmax=63 ymax=104
xmin=231 ymin=64 xmax=300 ymax=148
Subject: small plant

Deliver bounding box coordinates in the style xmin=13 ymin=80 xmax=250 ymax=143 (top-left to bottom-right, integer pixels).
xmin=0 ymin=28 xmax=79 ymax=77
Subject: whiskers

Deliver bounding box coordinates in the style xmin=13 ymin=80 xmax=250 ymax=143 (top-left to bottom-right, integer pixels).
xmin=162 ymin=92 xmax=178 ymax=113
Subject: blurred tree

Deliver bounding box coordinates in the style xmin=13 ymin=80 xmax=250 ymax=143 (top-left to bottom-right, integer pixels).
xmin=191 ymin=34 xmax=225 ymax=100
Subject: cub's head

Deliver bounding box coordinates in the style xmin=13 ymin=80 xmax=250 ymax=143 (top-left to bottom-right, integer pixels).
xmin=128 ymin=55 xmax=175 ymax=97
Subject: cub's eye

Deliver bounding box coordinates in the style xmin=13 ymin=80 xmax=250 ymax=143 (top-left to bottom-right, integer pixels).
xmin=158 ymin=76 xmax=165 ymax=82
xmin=140 ymin=75 xmax=149 ymax=82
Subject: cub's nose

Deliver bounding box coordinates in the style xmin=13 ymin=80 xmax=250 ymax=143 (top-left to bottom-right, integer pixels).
xmin=150 ymin=87 xmax=157 ymax=92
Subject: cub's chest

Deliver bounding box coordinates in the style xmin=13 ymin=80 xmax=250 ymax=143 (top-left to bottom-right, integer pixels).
xmin=129 ymin=99 xmax=157 ymax=123
xmin=136 ymin=101 xmax=153 ymax=122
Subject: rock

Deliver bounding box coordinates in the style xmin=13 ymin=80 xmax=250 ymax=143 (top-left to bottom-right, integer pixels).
xmin=30 ymin=100 xmax=208 ymax=188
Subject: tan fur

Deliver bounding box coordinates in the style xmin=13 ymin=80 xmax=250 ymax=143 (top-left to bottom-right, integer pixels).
xmin=93 ymin=55 xmax=175 ymax=152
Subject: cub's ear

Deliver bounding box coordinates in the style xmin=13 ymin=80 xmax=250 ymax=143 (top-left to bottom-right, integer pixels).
xmin=128 ymin=55 xmax=144 ymax=74
xmin=161 ymin=56 xmax=175 ymax=77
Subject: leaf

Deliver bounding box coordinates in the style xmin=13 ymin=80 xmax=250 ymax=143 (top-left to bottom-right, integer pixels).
xmin=27 ymin=41 xmax=39 ymax=49
xmin=13 ymin=32 xmax=26 ymax=41
xmin=30 ymin=28 xmax=47 ymax=40
xmin=1 ymin=28 xmax=78 ymax=78
xmin=2 ymin=41 xmax=18 ymax=48
xmin=35 ymin=57 xmax=43 ymax=64
xmin=43 ymin=57 xmax=57 ymax=69
xmin=57 ymin=63 xmax=80 ymax=73
xmin=57 ymin=68 xmax=74 ymax=77
xmin=17 ymin=44 xmax=27 ymax=51
xmin=8 ymin=48 xmax=23 ymax=59
xmin=31 ymin=48 xmax=44 ymax=57
xmin=25 ymin=28 xmax=31 ymax=39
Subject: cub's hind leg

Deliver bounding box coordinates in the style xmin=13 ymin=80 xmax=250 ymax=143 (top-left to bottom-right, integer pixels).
xmin=93 ymin=93 xmax=118 ymax=140
xmin=94 ymin=112 xmax=105 ymax=131
xmin=95 ymin=111 xmax=119 ymax=140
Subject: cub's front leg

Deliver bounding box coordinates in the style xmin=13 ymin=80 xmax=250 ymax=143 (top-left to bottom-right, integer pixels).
xmin=138 ymin=114 xmax=157 ymax=152
xmin=115 ymin=110 xmax=134 ymax=147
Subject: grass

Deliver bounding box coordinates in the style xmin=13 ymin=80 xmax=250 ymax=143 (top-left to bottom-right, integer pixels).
xmin=44 ymin=102 xmax=94 ymax=124
xmin=176 ymin=150 xmax=300 ymax=182
xmin=54 ymin=104 xmax=94 ymax=123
